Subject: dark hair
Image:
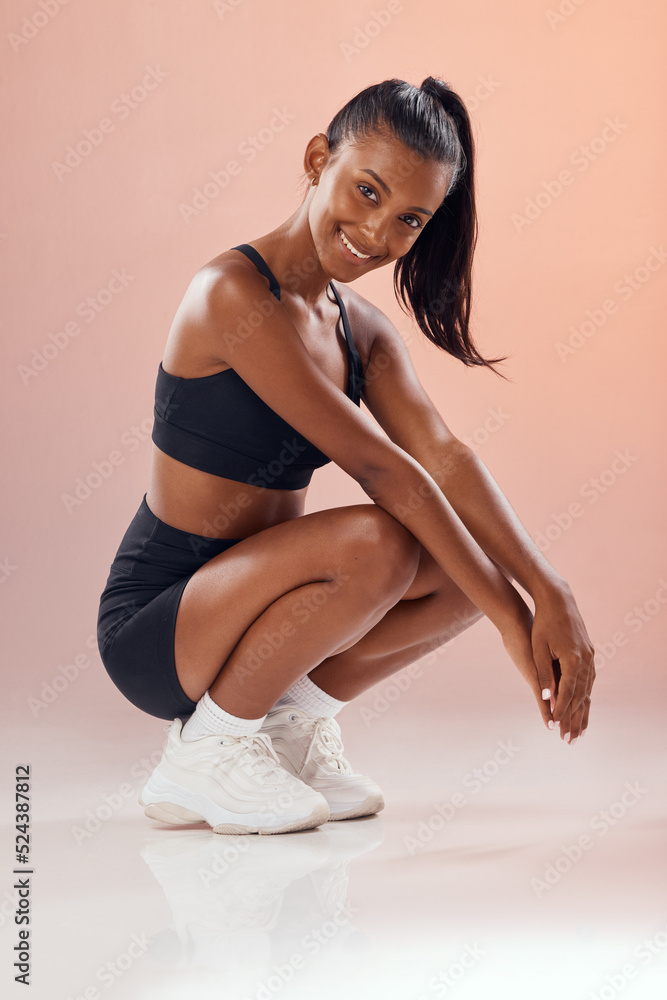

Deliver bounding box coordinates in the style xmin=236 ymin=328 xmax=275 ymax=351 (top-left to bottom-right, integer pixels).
xmin=324 ymin=77 xmax=507 ymax=375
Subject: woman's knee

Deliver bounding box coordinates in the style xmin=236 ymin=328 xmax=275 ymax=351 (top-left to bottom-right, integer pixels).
xmin=338 ymin=504 xmax=421 ymax=597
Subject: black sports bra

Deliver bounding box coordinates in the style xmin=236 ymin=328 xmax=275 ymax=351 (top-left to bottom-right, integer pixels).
xmin=151 ymin=243 xmax=365 ymax=490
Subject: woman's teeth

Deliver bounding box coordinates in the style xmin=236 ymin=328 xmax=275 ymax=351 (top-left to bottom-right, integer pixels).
xmin=339 ymin=229 xmax=371 ymax=259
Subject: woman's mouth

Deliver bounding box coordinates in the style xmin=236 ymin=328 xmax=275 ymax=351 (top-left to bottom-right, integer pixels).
xmin=337 ymin=227 xmax=378 ymax=265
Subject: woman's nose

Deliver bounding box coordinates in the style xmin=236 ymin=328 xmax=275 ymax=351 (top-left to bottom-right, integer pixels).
xmin=357 ymin=222 xmax=386 ymax=256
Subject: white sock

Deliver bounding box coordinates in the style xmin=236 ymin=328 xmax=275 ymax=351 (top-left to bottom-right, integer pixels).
xmin=274 ymin=673 xmax=348 ymax=719
xmin=181 ymin=690 xmax=266 ymax=741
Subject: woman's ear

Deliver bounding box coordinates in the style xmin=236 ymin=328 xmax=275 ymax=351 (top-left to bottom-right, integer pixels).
xmin=303 ymin=133 xmax=331 ymax=181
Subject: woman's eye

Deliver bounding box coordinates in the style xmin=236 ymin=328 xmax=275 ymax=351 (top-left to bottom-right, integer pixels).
xmin=357 ymin=185 xmax=423 ymax=230
xmin=358 ymin=184 xmax=377 ymax=201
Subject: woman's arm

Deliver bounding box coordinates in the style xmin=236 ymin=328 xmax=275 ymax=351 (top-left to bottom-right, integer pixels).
xmin=409 ymin=441 xmax=595 ymax=738
xmin=193 ymin=264 xmax=554 ymax=721
xmin=356 ymin=295 xmax=595 ymax=740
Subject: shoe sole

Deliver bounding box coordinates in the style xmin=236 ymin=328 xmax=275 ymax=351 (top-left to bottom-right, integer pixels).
xmin=140 ymin=797 xmax=330 ymax=835
xmin=209 ymin=801 xmax=330 ymax=836
xmin=328 ymin=793 xmax=385 ymax=822
xmin=139 ymin=772 xmax=330 ymax=835
xmin=142 ymin=801 xmax=205 ymax=825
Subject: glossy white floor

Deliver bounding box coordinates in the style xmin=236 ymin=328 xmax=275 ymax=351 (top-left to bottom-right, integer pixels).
xmin=3 ymin=624 xmax=666 ymax=1000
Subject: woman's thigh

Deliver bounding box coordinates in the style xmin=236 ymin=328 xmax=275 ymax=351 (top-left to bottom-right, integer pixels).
xmin=173 ymin=502 xmax=421 ymax=699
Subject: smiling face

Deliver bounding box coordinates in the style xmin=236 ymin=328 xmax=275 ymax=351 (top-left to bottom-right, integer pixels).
xmin=306 ymin=129 xmax=454 ymax=278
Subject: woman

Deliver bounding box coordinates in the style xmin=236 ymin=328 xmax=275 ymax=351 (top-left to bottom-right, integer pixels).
xmin=97 ymin=76 xmax=595 ymax=836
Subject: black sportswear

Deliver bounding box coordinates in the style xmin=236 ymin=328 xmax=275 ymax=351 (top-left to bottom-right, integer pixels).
xmin=151 ymin=243 xmax=365 ymax=490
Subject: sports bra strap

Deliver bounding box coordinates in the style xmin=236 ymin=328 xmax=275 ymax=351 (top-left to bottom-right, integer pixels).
xmin=231 ymin=244 xmax=281 ymax=301
xmin=231 ymin=242 xmax=363 ymax=400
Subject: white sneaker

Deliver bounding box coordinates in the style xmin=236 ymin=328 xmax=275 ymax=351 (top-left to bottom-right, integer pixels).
xmin=261 ymin=705 xmax=384 ymax=821
xmin=139 ymin=718 xmax=330 ymax=835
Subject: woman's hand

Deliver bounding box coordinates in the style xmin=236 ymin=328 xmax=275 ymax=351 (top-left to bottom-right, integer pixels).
xmin=499 ymin=582 xmax=595 ymax=741
xmin=500 ymin=601 xmax=556 ymax=731
xmin=529 ymin=580 xmax=596 ymax=742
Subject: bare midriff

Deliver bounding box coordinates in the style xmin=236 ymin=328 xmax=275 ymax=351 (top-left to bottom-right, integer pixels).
xmin=146 ymin=444 xmax=308 ymax=540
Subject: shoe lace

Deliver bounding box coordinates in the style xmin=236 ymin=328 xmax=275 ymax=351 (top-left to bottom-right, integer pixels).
xmin=302 ymin=717 xmax=354 ymax=775
xmin=218 ymin=732 xmax=290 ymax=785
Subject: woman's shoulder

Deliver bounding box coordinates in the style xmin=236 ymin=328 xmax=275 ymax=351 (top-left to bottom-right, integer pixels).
xmin=331 ymin=281 xmax=378 ymax=327
xmin=331 ymin=282 xmax=399 ymax=368
xmin=192 ymin=247 xmax=269 ymax=297
xmin=182 ymin=248 xmax=278 ymax=328
xmin=160 ymin=251 xmax=271 ymax=377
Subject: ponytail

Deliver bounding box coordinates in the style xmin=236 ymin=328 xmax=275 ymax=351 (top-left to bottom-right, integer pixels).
xmin=325 ymin=76 xmax=507 ymax=375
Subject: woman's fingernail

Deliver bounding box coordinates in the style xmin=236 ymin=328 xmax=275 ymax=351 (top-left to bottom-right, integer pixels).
xmin=542 ymin=688 xmax=551 ymax=700
xmin=563 ymin=731 xmax=571 ymax=743
xmin=547 ymin=720 xmax=555 ymax=730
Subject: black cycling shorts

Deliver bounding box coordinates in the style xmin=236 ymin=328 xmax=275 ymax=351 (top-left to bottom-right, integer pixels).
xmin=96 ymin=493 xmax=242 ymax=720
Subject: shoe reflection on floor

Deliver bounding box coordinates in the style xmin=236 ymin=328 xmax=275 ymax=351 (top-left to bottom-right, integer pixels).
xmin=140 ymin=816 xmax=385 ymax=995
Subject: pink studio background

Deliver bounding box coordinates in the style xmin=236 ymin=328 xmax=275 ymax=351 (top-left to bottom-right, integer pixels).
xmin=2 ymin=4 xmax=666 ymax=762
xmin=2 ymin=3 xmax=667 ymax=997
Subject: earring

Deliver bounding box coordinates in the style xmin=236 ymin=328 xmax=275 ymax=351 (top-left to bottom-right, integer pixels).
xmin=311 ymin=177 xmax=317 ymax=186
